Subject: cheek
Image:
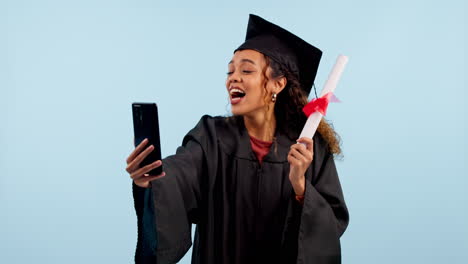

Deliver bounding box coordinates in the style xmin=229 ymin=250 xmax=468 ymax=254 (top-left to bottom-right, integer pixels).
xmin=247 ymin=77 xmax=266 ymax=95
xmin=246 ymin=87 xmax=268 ymax=108
xmin=254 ymin=82 xmax=269 ymax=100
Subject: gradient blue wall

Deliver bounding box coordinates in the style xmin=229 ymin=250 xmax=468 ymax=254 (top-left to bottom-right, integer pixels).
xmin=1 ymin=0 xmax=466 ymax=263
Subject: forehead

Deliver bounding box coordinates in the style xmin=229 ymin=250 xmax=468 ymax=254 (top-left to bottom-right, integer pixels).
xmin=229 ymin=49 xmax=266 ymax=66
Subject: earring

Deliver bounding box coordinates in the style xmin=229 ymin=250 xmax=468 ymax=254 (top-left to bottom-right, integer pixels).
xmin=271 ymin=93 xmax=277 ymax=102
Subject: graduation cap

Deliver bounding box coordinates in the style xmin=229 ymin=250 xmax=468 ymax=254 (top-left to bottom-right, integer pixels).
xmin=235 ymin=14 xmax=322 ymax=95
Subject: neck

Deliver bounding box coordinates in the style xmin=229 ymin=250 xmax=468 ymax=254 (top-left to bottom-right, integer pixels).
xmin=243 ymin=108 xmax=276 ymax=142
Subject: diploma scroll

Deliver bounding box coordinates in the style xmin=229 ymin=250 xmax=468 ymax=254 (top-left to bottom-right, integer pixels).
xmin=299 ymin=55 xmax=349 ymax=140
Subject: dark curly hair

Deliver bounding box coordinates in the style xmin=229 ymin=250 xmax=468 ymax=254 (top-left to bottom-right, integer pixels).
xmin=262 ymin=55 xmax=342 ymax=156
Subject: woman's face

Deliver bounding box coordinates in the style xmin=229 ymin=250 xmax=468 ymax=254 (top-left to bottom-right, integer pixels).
xmin=226 ymin=49 xmax=276 ymax=117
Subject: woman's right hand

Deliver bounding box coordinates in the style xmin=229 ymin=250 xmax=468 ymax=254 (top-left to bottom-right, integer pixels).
xmin=126 ymin=138 xmax=166 ymax=188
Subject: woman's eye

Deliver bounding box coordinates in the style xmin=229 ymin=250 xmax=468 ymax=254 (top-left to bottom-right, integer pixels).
xmin=226 ymin=70 xmax=254 ymax=75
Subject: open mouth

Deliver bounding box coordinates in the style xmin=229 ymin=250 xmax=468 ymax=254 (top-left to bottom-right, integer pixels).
xmin=230 ymin=88 xmax=246 ymax=99
xmin=229 ymin=88 xmax=246 ymax=105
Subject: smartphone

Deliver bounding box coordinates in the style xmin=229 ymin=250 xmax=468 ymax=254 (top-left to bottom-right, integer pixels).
xmin=132 ymin=102 xmax=163 ymax=176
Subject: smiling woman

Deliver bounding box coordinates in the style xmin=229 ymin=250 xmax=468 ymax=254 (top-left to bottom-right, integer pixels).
xmin=226 ymin=49 xmax=284 ymax=141
xmin=127 ymin=14 xmax=349 ymax=264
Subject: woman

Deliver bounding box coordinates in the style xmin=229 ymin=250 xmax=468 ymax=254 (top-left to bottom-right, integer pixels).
xmin=127 ymin=14 xmax=349 ymax=264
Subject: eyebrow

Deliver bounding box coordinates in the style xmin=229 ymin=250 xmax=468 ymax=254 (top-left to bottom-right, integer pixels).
xmin=228 ymin=59 xmax=256 ymax=65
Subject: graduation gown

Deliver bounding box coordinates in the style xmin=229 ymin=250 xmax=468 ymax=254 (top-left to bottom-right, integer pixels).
xmin=132 ymin=115 xmax=349 ymax=264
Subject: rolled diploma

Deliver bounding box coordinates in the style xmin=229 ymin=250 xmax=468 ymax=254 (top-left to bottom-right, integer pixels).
xmin=299 ymin=55 xmax=349 ymax=139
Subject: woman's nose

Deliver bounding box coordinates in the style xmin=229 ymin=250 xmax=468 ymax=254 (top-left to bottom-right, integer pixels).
xmin=228 ymin=71 xmax=241 ymax=83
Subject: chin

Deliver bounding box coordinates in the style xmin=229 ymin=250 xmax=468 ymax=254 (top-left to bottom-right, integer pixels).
xmin=231 ymin=108 xmax=259 ymax=118
xmin=231 ymin=104 xmax=266 ymax=117
xmin=230 ymin=108 xmax=245 ymax=116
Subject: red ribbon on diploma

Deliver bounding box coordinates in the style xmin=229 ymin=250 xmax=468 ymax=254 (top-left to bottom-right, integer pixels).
xmin=302 ymin=92 xmax=340 ymax=117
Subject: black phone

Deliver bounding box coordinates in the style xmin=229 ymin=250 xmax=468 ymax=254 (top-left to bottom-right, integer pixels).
xmin=132 ymin=102 xmax=163 ymax=176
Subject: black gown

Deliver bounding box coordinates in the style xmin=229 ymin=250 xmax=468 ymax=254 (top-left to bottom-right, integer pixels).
xmin=132 ymin=115 xmax=349 ymax=264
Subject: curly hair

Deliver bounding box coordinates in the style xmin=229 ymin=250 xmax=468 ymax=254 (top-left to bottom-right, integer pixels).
xmin=262 ymin=55 xmax=342 ymax=156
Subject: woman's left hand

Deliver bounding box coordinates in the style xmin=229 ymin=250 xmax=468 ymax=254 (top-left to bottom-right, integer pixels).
xmin=287 ymin=137 xmax=314 ymax=196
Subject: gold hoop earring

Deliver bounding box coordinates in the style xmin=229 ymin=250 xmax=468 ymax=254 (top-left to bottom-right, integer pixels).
xmin=271 ymin=93 xmax=277 ymax=102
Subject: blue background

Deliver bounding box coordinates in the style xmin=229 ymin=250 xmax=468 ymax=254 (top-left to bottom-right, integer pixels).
xmin=1 ymin=0 xmax=466 ymax=263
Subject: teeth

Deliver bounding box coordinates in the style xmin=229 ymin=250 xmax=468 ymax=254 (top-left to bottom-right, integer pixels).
xmin=230 ymin=88 xmax=245 ymax=95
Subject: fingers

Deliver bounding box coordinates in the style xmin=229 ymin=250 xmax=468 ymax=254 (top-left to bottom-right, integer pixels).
xmin=288 ymin=147 xmax=309 ymax=164
xmin=288 ymin=137 xmax=314 ymax=169
xmin=296 ymin=137 xmax=314 ymax=152
xmin=290 ymin=143 xmax=313 ymax=161
xmin=126 ymin=144 xmax=154 ymax=173
xmin=126 ymin=138 xmax=149 ymax=164
xmin=143 ymin=171 xmax=166 ymax=180
xmin=134 ymin=171 xmax=166 ymax=188
xmin=126 ymin=138 xmax=165 ymax=187
xmin=129 ymin=160 xmax=162 ymax=180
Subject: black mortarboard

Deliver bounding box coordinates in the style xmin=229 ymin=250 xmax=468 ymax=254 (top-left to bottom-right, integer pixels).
xmin=235 ymin=14 xmax=322 ymax=95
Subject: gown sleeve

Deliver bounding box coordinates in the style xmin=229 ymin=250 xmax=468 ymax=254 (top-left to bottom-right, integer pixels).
xmin=133 ymin=182 xmax=157 ymax=263
xmin=132 ymin=116 xmax=213 ymax=264
xmin=285 ymin=134 xmax=350 ymax=264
